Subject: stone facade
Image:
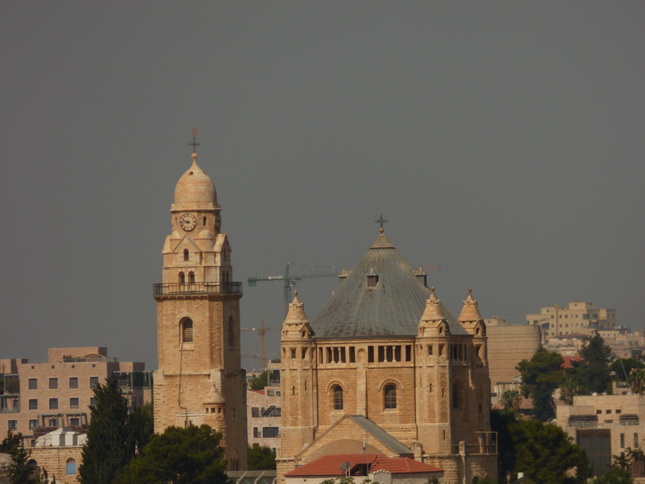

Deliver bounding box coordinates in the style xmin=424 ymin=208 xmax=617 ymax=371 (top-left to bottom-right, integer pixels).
xmin=153 ymin=150 xmax=247 ymax=470
xmin=247 ymin=386 xmax=281 ymax=453
xmin=556 ymin=393 xmax=645 ymax=476
xmin=277 ymin=233 xmax=497 ymax=484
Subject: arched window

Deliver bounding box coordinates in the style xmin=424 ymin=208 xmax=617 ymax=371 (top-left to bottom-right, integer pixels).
xmin=66 ymin=458 xmax=76 ymax=475
xmin=384 ymin=384 xmax=397 ymax=409
xmin=183 ymin=249 xmax=189 ymax=261
xmin=333 ymin=385 xmax=343 ymax=410
xmin=179 ymin=272 xmax=185 ymax=284
xmin=189 ymin=272 xmax=195 ymax=284
xmin=181 ymin=318 xmax=193 ymax=343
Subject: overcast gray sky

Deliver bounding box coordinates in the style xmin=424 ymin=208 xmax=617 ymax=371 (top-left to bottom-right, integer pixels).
xmin=1 ymin=2 xmax=644 ymax=371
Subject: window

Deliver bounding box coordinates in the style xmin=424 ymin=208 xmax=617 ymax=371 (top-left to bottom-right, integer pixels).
xmin=70 ymin=417 xmax=80 ymax=426
xmin=29 ymin=420 xmax=37 ymax=430
xmin=179 ymin=272 xmax=185 ymax=284
xmin=181 ymin=318 xmax=194 ymax=343
xmin=90 ymin=398 xmax=97 ymax=406
xmin=452 ymin=382 xmax=463 ymax=409
xmin=66 ymin=458 xmax=76 ymax=476
xmin=29 ymin=399 xmax=38 ymax=410
xmin=183 ymin=249 xmax=189 ymax=261
xmin=262 ymin=427 xmax=279 ymax=438
xmin=89 ymin=377 xmax=99 ymax=388
xmin=49 ymin=398 xmax=58 ymax=410
xmin=384 ymin=384 xmax=397 ymax=409
xmin=8 ymin=420 xmax=17 ymax=431
xmin=69 ymin=377 xmax=78 ymax=389
xmin=70 ymin=398 xmax=79 ymax=409
xmin=621 ymin=433 xmax=625 ymax=448
xmin=28 ymin=378 xmax=37 ymax=390
xmin=253 ymin=427 xmax=260 ymax=438
xmin=48 ymin=418 xmax=57 ymax=427
xmin=251 ymin=407 xmax=260 ymax=418
xmin=333 ymin=385 xmax=343 ymax=410
xmin=189 ymin=272 xmax=195 ymax=284
xmin=49 ymin=378 xmax=58 ymax=390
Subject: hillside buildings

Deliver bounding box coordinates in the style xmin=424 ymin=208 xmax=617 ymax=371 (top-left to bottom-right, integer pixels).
xmin=278 ymin=230 xmax=497 ymax=484
xmin=0 ymin=347 xmax=149 ymax=444
xmin=153 ymin=148 xmax=247 ymax=470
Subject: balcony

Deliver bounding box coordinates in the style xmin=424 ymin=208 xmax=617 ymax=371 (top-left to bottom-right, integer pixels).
xmin=153 ymin=282 xmax=242 ymax=297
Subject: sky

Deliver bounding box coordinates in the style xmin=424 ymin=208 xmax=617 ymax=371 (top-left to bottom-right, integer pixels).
xmin=1 ymin=2 xmax=644 ymax=371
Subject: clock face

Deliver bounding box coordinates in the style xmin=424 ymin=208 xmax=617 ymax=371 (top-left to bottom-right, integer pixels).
xmin=179 ymin=213 xmax=197 ymax=231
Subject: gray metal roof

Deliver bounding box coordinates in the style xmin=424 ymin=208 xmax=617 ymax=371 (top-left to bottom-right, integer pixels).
xmin=312 ymin=233 xmax=468 ymax=338
xmin=347 ymin=415 xmax=413 ymax=456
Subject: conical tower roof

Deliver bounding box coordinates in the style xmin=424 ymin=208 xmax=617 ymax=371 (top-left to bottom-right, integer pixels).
xmin=312 ymin=232 xmax=468 ymax=338
xmin=458 ymin=289 xmax=483 ymax=322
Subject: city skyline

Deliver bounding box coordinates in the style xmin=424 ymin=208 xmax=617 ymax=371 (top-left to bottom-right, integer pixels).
xmin=1 ymin=2 xmax=644 ymax=370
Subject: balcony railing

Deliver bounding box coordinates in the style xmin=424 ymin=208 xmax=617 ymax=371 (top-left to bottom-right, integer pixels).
xmin=153 ymin=282 xmax=242 ymax=296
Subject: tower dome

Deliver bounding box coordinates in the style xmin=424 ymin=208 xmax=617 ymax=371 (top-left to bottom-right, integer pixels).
xmin=172 ymin=153 xmax=218 ymax=211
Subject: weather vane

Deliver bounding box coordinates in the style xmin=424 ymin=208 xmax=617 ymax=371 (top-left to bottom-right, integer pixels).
xmin=188 ymin=128 xmax=201 ymax=153
xmin=375 ymin=214 xmax=388 ymax=232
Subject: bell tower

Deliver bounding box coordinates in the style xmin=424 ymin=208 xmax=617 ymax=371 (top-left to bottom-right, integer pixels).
xmin=153 ymin=133 xmax=247 ymax=470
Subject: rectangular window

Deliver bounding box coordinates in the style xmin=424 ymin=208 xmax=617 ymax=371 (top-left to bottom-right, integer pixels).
xmin=89 ymin=377 xmax=99 ymax=388
xmin=635 ymin=433 xmax=639 ymax=448
xmin=29 ymin=420 xmax=37 ymax=430
xmin=28 ymin=378 xmax=37 ymax=390
xmin=368 ymin=346 xmax=374 ymax=363
xmin=251 ymin=407 xmax=260 ymax=418
xmin=8 ymin=420 xmax=17 ymax=431
xmin=621 ymin=433 xmax=625 ymax=448
xmin=69 ymin=377 xmax=78 ymax=389
xmin=29 ymin=399 xmax=38 ymax=410
xmin=253 ymin=427 xmax=260 ymax=438
xmin=49 ymin=378 xmax=58 ymax=390
xmin=262 ymin=427 xmax=279 ymax=438
xmin=70 ymin=417 xmax=80 ymax=426
xmin=90 ymin=397 xmax=97 ymax=406
xmin=70 ymin=398 xmax=79 ymax=409
xmin=49 ymin=398 xmax=58 ymax=410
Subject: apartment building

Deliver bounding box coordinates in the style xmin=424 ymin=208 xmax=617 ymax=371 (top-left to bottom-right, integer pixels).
xmin=0 ymin=347 xmax=151 ymax=445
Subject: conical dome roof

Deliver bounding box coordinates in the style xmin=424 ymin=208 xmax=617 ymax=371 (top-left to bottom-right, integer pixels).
xmin=312 ymin=232 xmax=468 ymax=338
xmin=173 ymin=153 xmax=217 ymax=210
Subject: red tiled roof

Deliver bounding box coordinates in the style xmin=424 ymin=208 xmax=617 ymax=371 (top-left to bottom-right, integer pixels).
xmin=285 ymin=454 xmax=443 ymax=477
xmin=562 ymin=355 xmax=583 ymax=369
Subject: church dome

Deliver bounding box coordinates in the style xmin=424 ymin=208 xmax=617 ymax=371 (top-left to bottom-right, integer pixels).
xmin=173 ymin=153 xmax=217 ymax=210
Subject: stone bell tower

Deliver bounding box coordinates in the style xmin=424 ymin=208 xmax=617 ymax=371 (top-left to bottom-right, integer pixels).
xmin=153 ymin=134 xmax=247 ymax=470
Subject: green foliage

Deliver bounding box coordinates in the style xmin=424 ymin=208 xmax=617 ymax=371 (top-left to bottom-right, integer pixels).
xmin=610 ymin=359 xmax=645 ymax=382
xmin=248 ymin=371 xmax=269 ymax=390
xmin=491 ymin=410 xmax=591 ymax=484
xmin=571 ymin=334 xmax=613 ymax=395
xmin=114 ymin=425 xmax=228 ymax=484
xmin=248 ymin=445 xmax=276 ymax=470
xmin=590 ymin=468 xmax=633 ymax=484
xmin=1 ymin=432 xmax=51 ymax=483
xmin=499 ymin=389 xmax=521 ymax=413
xmin=517 ymin=348 xmax=565 ymax=421
xmin=79 ymin=378 xmax=153 ymax=484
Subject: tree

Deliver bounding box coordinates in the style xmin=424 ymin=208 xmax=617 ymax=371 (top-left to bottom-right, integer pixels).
xmin=491 ymin=410 xmax=591 ymax=483
xmin=499 ymin=389 xmax=521 ymax=413
xmin=248 ymin=445 xmax=276 ymax=470
xmin=610 ymin=358 xmax=644 ymax=382
xmin=248 ymin=371 xmax=269 ymax=390
xmin=114 ymin=425 xmax=228 ymax=484
xmin=79 ymin=378 xmax=152 ymax=484
xmin=517 ymin=348 xmax=565 ymax=421
xmin=571 ymin=334 xmax=613 ymax=395
xmin=1 ymin=432 xmax=50 ymax=483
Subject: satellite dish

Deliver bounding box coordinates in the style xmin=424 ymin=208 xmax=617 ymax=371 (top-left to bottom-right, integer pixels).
xmin=340 ymin=461 xmax=350 ymax=472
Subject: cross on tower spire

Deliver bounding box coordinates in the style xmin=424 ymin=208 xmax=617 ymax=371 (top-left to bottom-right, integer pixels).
xmin=188 ymin=128 xmax=201 ymax=153
xmin=375 ymin=214 xmax=388 ymax=233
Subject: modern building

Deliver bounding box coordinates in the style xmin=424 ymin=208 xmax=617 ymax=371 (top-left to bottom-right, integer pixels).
xmin=526 ymin=302 xmax=617 ymax=345
xmin=0 ymin=347 xmax=150 ymax=445
xmin=278 ymin=230 xmax=497 ymax=484
xmin=485 ymin=317 xmax=541 ymax=406
xmin=153 ymin=148 xmax=247 ymax=470
xmin=556 ymin=393 xmax=645 ymax=476
xmin=248 ymin=363 xmax=282 ymax=454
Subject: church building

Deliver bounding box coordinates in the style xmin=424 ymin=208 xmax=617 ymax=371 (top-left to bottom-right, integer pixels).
xmin=153 ymin=144 xmax=247 ymax=470
xmin=278 ymin=230 xmax=497 ymax=483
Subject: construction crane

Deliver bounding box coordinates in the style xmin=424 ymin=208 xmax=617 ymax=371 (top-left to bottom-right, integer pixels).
xmin=241 ymin=319 xmax=279 ymax=369
xmin=248 ymin=262 xmax=340 ymax=317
